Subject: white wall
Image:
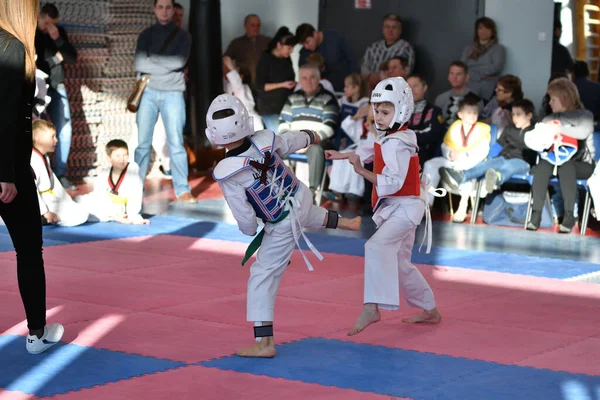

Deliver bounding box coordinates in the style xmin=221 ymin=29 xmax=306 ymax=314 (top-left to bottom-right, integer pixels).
xmin=485 ymin=0 xmax=554 ymax=107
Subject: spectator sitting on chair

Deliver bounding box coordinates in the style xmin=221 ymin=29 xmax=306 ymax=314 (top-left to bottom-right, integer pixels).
xmin=406 ymin=74 xmax=445 ymax=166
xmin=294 ymin=53 xmax=335 ymax=95
xmin=279 ymin=64 xmax=340 ymax=202
xmin=435 ymin=61 xmax=484 ymax=129
xmin=422 ymin=94 xmax=491 ymax=222
xmin=361 ymin=13 xmax=415 ymax=89
xmin=440 ymin=98 xmax=537 ymax=197
xmin=386 ymin=56 xmax=410 ymax=79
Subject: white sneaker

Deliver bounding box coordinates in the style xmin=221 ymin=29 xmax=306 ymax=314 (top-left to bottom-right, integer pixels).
xmin=26 ymin=323 xmax=64 ymax=354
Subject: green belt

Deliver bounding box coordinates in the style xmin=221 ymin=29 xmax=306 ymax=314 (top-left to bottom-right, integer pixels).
xmin=241 ymin=210 xmax=290 ymax=266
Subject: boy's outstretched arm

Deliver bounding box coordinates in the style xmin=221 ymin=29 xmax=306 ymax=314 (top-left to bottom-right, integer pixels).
xmin=276 ymin=130 xmax=321 ymax=158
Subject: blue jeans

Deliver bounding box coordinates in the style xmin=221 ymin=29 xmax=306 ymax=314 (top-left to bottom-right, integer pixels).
xmin=47 ymin=84 xmax=72 ymax=177
xmin=462 ymin=157 xmax=530 ymax=184
xmin=262 ymin=114 xmax=280 ymax=134
xmin=135 ymin=87 xmax=190 ymax=197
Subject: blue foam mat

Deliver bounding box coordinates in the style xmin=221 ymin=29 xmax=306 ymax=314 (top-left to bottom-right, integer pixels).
xmin=0 ymin=334 xmax=184 ymax=397
xmin=201 ymin=338 xmax=600 ymax=400
xmin=1 ymin=215 xmax=598 ymax=280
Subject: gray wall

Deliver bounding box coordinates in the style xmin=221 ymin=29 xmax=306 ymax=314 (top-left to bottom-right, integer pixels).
xmin=485 ymin=0 xmax=554 ymax=108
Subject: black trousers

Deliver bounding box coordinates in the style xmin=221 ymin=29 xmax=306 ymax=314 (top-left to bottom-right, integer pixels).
xmin=0 ymin=168 xmax=46 ymax=330
xmin=531 ymin=159 xmax=595 ymax=215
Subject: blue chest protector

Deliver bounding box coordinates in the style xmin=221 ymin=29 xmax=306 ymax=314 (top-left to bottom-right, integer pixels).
xmin=213 ymin=130 xmax=299 ymax=222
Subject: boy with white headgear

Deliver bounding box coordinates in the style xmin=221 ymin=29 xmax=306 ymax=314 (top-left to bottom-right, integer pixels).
xmin=326 ymin=77 xmax=444 ymax=336
xmin=207 ymin=94 xmax=362 ymax=358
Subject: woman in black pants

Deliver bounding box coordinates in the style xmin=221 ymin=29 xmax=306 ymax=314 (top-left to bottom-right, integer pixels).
xmin=0 ymin=0 xmax=63 ymax=354
xmin=526 ymin=78 xmax=595 ymax=233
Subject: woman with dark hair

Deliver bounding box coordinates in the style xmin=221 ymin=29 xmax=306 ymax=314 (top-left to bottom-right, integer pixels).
xmin=0 ymin=0 xmax=64 ymax=353
xmin=525 ymin=78 xmax=596 ymax=233
xmin=254 ymin=26 xmax=298 ymax=133
xmin=461 ymin=17 xmax=506 ymax=102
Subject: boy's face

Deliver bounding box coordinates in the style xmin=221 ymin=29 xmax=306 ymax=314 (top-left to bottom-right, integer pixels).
xmin=407 ymin=77 xmax=427 ymax=102
xmin=457 ymin=105 xmax=479 ymax=125
xmin=38 ymin=14 xmax=58 ymax=33
xmin=373 ymin=103 xmax=395 ymax=129
xmin=34 ymin=128 xmax=57 ymax=153
xmin=387 ymin=59 xmax=408 ymax=78
xmin=109 ymin=148 xmax=129 ymax=170
xmin=511 ymin=107 xmax=532 ymax=129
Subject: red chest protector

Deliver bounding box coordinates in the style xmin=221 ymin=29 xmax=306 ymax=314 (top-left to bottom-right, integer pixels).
xmin=371 ymin=132 xmax=421 ymax=210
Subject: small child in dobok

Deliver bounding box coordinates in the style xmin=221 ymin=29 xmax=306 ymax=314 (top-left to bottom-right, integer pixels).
xmin=326 ymin=77 xmax=445 ymax=336
xmin=207 ymin=94 xmax=362 ymax=358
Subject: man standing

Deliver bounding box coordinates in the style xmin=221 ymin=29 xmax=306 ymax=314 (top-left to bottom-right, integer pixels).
xmin=296 ymin=23 xmax=359 ymax=93
xmin=134 ymin=0 xmax=195 ymax=202
xmin=224 ymin=14 xmax=271 ymax=83
xmin=35 ymin=3 xmax=77 ymax=190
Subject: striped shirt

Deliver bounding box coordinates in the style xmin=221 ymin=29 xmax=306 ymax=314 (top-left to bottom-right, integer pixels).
xmin=361 ymin=39 xmax=415 ymax=75
xmin=279 ymin=85 xmax=340 ymax=140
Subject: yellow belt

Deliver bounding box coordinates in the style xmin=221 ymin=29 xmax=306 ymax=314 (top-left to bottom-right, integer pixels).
xmin=40 ymin=189 xmax=56 ymax=196
xmin=108 ymin=192 xmax=128 ymax=205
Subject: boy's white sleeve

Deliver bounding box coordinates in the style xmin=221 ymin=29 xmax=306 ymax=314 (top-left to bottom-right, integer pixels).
xmin=30 ymin=155 xmax=49 ymax=215
xmin=356 ymin=140 xmax=375 ymax=164
xmin=376 ymin=141 xmax=411 ymax=196
xmin=125 ymin=163 xmax=144 ymax=218
xmin=35 ymin=178 xmax=48 ymax=216
xmin=219 ymin=180 xmax=259 ymax=236
xmin=275 ymin=130 xmax=313 ymax=158
xmin=456 ymin=140 xmax=490 ymax=170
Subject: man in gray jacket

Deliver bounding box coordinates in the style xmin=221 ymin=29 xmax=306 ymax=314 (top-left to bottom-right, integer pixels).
xmin=134 ymin=0 xmax=195 ymax=203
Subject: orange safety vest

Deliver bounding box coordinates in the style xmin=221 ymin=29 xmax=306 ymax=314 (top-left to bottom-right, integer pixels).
xmin=371 ymin=129 xmax=421 ymax=210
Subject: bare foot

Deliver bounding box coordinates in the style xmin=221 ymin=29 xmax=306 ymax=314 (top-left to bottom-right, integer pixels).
xmin=236 ymin=337 xmax=276 ymax=358
xmin=402 ymin=308 xmax=442 ymax=324
xmin=340 ymin=216 xmax=362 ymax=231
xmin=348 ymin=304 xmax=381 ymax=336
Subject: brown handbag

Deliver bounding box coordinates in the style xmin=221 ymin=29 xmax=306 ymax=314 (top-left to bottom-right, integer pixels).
xmin=126 ymin=75 xmax=149 ymax=113
xmin=127 ymin=27 xmax=180 ymax=113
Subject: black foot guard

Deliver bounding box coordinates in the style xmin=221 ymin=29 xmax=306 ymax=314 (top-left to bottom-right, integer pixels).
xmin=254 ymin=325 xmax=274 ymax=338
xmin=326 ymin=210 xmax=339 ymax=229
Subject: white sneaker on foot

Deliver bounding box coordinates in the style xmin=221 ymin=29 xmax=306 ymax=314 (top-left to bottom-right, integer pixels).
xmin=26 ymin=323 xmax=64 ymax=354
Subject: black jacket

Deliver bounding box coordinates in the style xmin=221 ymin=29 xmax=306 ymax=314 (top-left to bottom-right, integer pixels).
xmin=0 ymin=31 xmax=35 ymax=184
xmin=498 ymin=124 xmax=537 ymax=165
xmin=35 ymin=26 xmax=77 ymax=89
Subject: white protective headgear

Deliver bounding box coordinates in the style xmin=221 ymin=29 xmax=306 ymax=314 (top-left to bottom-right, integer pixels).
xmin=205 ymin=94 xmax=254 ymax=145
xmin=370 ymin=77 xmax=414 ymax=131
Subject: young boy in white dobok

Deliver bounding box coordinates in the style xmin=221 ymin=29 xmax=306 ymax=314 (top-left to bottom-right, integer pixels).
xmin=326 ymin=77 xmax=444 ymax=336
xmin=206 ymin=94 xmax=362 ymax=358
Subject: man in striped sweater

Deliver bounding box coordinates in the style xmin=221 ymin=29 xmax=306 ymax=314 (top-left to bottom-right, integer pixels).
xmin=279 ymin=64 xmax=340 ymax=199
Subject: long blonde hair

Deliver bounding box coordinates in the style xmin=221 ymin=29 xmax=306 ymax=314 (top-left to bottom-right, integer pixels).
xmin=0 ymin=0 xmax=38 ymax=81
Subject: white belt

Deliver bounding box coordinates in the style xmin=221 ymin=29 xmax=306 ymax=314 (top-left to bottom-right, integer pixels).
xmin=287 ymin=196 xmax=323 ymax=271
xmin=418 ymin=173 xmax=447 ymax=254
